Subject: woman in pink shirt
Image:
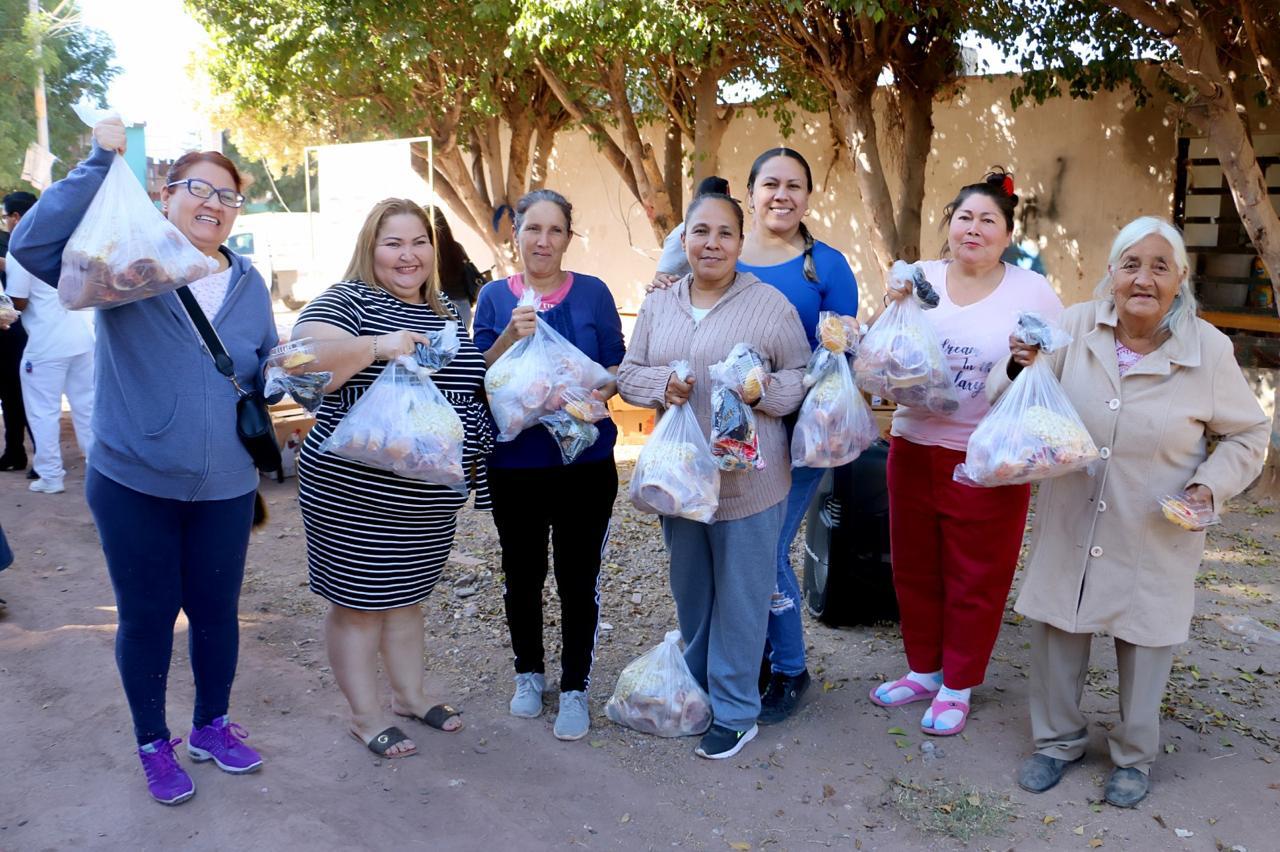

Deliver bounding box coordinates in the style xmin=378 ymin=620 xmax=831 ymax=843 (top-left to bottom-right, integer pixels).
xmin=869 ymin=170 xmax=1063 ymax=737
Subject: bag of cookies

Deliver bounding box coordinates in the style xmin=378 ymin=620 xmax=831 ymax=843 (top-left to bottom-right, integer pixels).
xmin=485 ymin=289 xmax=612 ymax=441
xmin=318 ymin=355 xmax=466 ymax=492
xmin=629 ymin=361 xmax=720 ymax=523
xmin=605 ymin=630 xmax=712 ymax=738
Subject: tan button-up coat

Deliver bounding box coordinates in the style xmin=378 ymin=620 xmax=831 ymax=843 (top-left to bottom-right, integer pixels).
xmin=987 ymin=300 xmax=1267 ymax=647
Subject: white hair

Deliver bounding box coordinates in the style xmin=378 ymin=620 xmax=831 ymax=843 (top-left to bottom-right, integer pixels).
xmin=1093 ymin=216 xmax=1197 ymax=333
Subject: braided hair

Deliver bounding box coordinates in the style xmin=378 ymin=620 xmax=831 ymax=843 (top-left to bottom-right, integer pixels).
xmin=747 ymin=148 xmax=819 ymax=284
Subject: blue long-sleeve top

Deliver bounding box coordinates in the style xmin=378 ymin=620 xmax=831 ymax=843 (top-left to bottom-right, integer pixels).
xmin=737 ymin=240 xmax=858 ymax=350
xmin=9 ymin=143 xmax=279 ymax=501
xmin=473 ymin=273 xmax=626 ymax=469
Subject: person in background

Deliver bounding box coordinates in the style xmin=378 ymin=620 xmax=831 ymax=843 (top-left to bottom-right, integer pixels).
xmin=430 ymin=207 xmax=487 ymax=330
xmin=651 ymin=175 xmax=731 ymax=287
xmin=294 ymin=198 xmax=486 ymax=760
xmin=1000 ymin=217 xmax=1266 ymax=807
xmin=2 ymin=190 xmax=94 ymax=495
xmin=10 ymin=117 xmax=275 ymax=806
xmin=472 ymin=188 xmax=625 ymax=743
xmin=0 ymin=195 xmax=32 ymax=473
xmin=870 ymin=169 xmax=1062 ymax=738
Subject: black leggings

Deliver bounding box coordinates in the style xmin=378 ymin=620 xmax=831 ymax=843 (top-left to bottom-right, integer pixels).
xmin=489 ymin=457 xmax=617 ymax=693
xmin=87 ymin=469 xmax=255 ymax=745
xmin=0 ymin=321 xmax=29 ymax=458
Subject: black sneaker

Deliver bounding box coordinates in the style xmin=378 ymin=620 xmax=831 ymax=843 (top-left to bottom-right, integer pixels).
xmin=758 ymin=669 xmax=811 ymax=725
xmin=25 ymin=468 xmax=38 ymax=480
xmin=0 ymin=455 xmax=27 ymax=472
xmin=694 ymin=723 xmax=758 ymax=760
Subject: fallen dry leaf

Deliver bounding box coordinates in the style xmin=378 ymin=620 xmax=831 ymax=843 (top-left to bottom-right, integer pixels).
xmin=1089 ymin=839 xmax=1104 ymax=848
xmin=727 ymin=842 xmax=751 ymax=851
xmin=822 ymin=784 xmax=835 ymax=800
xmin=1043 ymin=815 xmax=1057 ymax=825
xmin=1073 ymin=826 xmax=1085 ymax=835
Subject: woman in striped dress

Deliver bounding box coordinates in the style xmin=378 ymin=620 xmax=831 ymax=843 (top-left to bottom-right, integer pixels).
xmin=294 ymin=199 xmax=492 ymax=758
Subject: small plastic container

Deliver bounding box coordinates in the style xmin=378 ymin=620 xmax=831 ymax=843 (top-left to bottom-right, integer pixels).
xmin=267 ymin=338 xmax=320 ymax=373
xmin=1158 ymin=492 xmax=1220 ymax=530
xmin=0 ymin=293 xmax=18 ymax=326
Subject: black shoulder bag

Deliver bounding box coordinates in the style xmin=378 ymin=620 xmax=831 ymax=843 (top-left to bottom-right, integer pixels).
xmin=176 ymin=286 xmax=283 ymax=478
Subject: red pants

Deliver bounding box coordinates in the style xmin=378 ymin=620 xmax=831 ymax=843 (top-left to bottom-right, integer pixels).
xmin=887 ymin=436 xmax=1031 ymax=689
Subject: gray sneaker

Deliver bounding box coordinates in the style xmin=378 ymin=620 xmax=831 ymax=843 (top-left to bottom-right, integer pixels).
xmin=553 ymin=690 xmax=590 ymax=741
xmin=510 ymin=672 xmax=546 ymax=718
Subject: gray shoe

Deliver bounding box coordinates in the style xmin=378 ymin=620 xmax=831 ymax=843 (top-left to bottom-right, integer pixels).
xmin=553 ymin=690 xmax=590 ymax=741
xmin=1104 ymin=766 xmax=1150 ymax=808
xmin=510 ymin=672 xmax=546 ymax=718
xmin=1017 ymin=753 xmax=1081 ymax=793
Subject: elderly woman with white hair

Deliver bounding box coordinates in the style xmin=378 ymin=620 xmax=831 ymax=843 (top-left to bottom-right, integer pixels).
xmin=989 ymin=216 xmax=1267 ymax=807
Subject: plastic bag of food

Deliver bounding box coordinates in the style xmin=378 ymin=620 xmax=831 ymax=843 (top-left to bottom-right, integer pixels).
xmin=414 ymin=320 xmax=460 ymax=371
xmin=816 ymin=311 xmax=860 ymax=354
xmin=485 ymin=289 xmax=612 ymax=441
xmin=605 ymin=630 xmax=712 ymax=737
xmin=539 ymin=409 xmax=600 ymax=465
xmin=319 ymin=355 xmax=466 ymax=492
xmin=791 ymin=349 xmax=878 ymax=468
xmin=264 ymin=338 xmax=332 ymax=413
xmin=559 ymin=386 xmax=610 ymax=423
xmin=630 ymin=361 xmax=720 ymax=522
xmin=708 ymin=343 xmax=766 ymax=471
xmin=0 ymin=293 xmax=18 ymax=327
xmin=57 ymin=105 xmax=215 ymax=310
xmin=854 ymin=261 xmax=957 ymax=414
xmin=953 ymin=317 xmax=1098 ymax=486
xmin=1158 ymin=492 xmax=1221 ymax=531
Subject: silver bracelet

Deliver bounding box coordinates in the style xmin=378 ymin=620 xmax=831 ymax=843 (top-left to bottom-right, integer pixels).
xmin=371 ymin=336 xmax=380 ymax=362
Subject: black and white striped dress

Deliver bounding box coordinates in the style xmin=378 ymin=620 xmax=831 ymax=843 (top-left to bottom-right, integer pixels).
xmin=296 ymin=280 xmax=493 ymax=610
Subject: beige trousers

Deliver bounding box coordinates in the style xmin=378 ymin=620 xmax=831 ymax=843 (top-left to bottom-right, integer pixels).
xmin=1029 ymin=620 xmax=1175 ymax=773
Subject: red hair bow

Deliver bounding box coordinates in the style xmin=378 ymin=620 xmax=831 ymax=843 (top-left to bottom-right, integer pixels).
xmin=1002 ymin=175 xmax=1015 ymax=196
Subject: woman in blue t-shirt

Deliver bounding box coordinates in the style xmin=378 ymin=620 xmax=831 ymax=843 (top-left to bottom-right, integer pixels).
xmin=472 ymin=189 xmax=625 ymax=744
xmin=737 ymin=148 xmax=859 ymax=725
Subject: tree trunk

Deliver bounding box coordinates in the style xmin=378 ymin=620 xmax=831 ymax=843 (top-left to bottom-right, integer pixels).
xmin=834 ymin=85 xmax=900 ymax=284
xmin=690 ymin=66 xmax=732 ymax=187
xmin=504 ymin=112 xmax=533 ymax=210
xmin=892 ymin=80 xmax=934 ymax=264
xmin=427 ymin=144 xmax=517 ymax=273
xmin=664 ymin=116 xmax=683 ymax=219
xmin=604 ymin=57 xmax=676 ymax=241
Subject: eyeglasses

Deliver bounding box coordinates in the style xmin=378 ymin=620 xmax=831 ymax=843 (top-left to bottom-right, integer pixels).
xmin=164 ymin=178 xmax=245 ymax=208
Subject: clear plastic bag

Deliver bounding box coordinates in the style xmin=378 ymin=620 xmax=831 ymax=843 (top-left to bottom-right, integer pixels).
xmin=559 ymin=386 xmax=610 ymax=423
xmin=853 ymin=261 xmax=957 ymax=414
xmin=484 ymin=289 xmax=612 ymax=441
xmin=953 ymin=322 xmax=1098 ymax=486
xmin=816 ymin=311 xmax=860 ymax=354
xmin=1159 ymin=492 xmax=1221 ymax=531
xmin=604 ymin=630 xmax=712 ymax=737
xmin=265 ymin=338 xmax=332 ymax=413
xmin=629 ymin=361 xmax=720 ymax=522
xmin=539 ymin=409 xmax=600 ymax=465
xmin=319 ymin=355 xmax=466 ymax=492
xmin=792 ymin=349 xmax=878 ymax=468
xmin=58 ymin=105 xmax=215 ymax=310
xmin=0 ymin=293 xmax=18 ymax=327
xmin=709 ymin=343 xmax=766 ymax=471
xmin=414 ymin=320 xmax=460 ymax=371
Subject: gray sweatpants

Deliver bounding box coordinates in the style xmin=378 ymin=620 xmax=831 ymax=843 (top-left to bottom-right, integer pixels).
xmin=661 ymin=500 xmax=785 ymax=731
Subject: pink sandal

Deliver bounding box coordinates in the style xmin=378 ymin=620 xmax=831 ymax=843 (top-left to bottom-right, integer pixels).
xmin=869 ymin=677 xmax=940 ymax=708
xmin=920 ymin=696 xmax=970 ymax=736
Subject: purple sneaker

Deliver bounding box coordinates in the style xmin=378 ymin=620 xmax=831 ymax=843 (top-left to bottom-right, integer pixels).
xmin=187 ymin=716 xmax=263 ymax=774
xmin=138 ymin=738 xmax=196 ymax=806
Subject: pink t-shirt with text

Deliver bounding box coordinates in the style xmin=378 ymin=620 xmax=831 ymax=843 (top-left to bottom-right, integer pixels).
xmin=891 ymin=260 xmax=1063 ymax=452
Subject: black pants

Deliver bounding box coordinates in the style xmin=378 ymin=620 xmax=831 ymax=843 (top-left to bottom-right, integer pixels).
xmin=489 ymin=457 xmax=617 ymax=693
xmin=0 ymin=321 xmax=30 ymax=460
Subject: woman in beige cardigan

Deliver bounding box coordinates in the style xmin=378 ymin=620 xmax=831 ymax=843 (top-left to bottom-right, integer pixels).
xmin=618 ymin=193 xmax=810 ymax=760
xmin=991 ymin=217 xmax=1267 ymax=807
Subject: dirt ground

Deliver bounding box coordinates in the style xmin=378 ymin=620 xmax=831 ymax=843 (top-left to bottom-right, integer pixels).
xmin=1 ymin=427 xmax=1278 ymax=852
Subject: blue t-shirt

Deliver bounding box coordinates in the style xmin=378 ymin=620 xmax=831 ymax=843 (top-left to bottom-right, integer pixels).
xmin=473 ymin=273 xmax=626 ymax=469
xmin=737 ymin=240 xmax=858 ymax=350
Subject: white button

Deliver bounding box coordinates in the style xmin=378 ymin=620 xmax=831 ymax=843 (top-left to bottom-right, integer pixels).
xmin=1090 ymin=546 xmax=1104 ymax=558
xmin=1099 ymin=447 xmax=1111 ymax=459
xmin=1098 ymin=500 xmax=1107 ymax=512
xmin=1108 ymin=398 xmax=1120 ymax=410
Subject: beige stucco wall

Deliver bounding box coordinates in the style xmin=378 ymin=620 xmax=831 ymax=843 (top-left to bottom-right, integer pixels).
xmin=455 ymin=75 xmax=1185 ymax=319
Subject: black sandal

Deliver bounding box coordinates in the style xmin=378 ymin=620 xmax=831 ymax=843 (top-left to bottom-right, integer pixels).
xmin=401 ymin=703 xmax=463 ymax=732
xmin=352 ymin=726 xmax=417 ymax=758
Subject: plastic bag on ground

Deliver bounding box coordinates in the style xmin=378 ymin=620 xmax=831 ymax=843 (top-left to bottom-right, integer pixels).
xmin=484 ymin=289 xmax=612 ymax=441
xmin=605 ymin=630 xmax=712 ymax=737
xmin=58 ymin=104 xmax=215 ymax=310
xmin=708 ymin=343 xmax=766 ymax=471
xmin=792 ymin=348 xmax=878 ymax=468
xmin=953 ymin=329 xmax=1098 ymax=486
xmin=853 ymin=261 xmax=957 ymax=414
xmin=629 ymin=361 xmax=720 ymax=522
xmin=319 ymin=355 xmax=466 ymax=491
xmin=265 ymin=338 xmax=332 ymax=412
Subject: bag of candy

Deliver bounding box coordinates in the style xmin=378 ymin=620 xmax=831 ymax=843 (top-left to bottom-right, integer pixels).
xmin=708 ymin=343 xmax=767 ymax=471
xmin=953 ymin=313 xmax=1098 ymax=486
xmin=854 ymin=261 xmax=958 ymax=414
xmin=630 ymin=361 xmax=720 ymax=522
xmin=319 ymin=355 xmax=466 ymax=492
xmin=484 ymin=289 xmax=612 ymax=441
xmin=264 ymin=338 xmax=333 ymax=413
xmin=791 ymin=348 xmax=878 ymax=468
xmin=605 ymin=630 xmax=712 ymax=738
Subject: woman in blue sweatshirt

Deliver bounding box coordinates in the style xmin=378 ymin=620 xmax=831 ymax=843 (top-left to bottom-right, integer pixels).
xmin=10 ymin=118 xmax=276 ymax=806
xmin=472 ymin=189 xmax=625 ymax=743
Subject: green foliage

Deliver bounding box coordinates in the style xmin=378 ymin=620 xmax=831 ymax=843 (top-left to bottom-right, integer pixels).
xmin=0 ymin=0 xmax=115 ymax=190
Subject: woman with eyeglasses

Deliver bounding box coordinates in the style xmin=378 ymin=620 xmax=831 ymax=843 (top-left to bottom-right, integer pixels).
xmin=9 ymin=117 xmax=278 ymax=806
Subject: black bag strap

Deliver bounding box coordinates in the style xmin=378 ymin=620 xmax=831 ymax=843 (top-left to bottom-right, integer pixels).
xmin=176 ymin=286 xmax=247 ymax=397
